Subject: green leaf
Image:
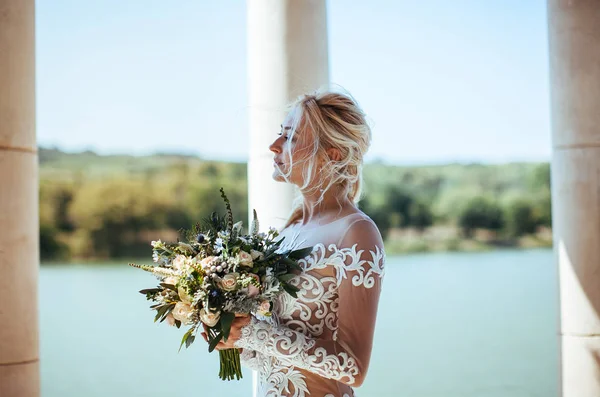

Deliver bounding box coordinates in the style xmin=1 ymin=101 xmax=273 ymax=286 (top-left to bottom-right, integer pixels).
xmin=154 ymin=305 xmax=169 ymax=322
xmin=175 ymin=320 xmax=181 ymax=329
xmin=288 ymin=246 xmax=314 ymax=260
xmin=160 ymin=282 xmax=178 ymax=292
xmin=179 ymin=328 xmax=195 ymax=352
xmin=278 ymin=274 xmax=296 ymax=283
xmin=185 ymin=334 xmax=196 ymax=348
xmin=208 ymin=332 xmax=223 ymax=353
xmin=220 ymin=311 xmax=235 ymax=342
xmin=158 ymin=303 xmax=176 ymax=323
xmin=282 ymin=283 xmax=299 ymax=298
xmin=139 ymin=288 xmax=162 ymax=295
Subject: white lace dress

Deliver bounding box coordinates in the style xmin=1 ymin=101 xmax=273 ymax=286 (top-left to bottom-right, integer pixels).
xmin=234 ymin=212 xmax=386 ymax=397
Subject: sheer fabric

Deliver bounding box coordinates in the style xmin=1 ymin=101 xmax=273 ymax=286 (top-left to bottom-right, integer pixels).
xmin=234 ymin=212 xmax=385 ymax=397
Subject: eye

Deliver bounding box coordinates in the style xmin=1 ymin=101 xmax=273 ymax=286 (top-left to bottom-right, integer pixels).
xmin=278 ymin=132 xmax=289 ymax=141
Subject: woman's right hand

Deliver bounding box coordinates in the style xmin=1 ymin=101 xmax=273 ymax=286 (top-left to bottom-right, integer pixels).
xmin=200 ymin=313 xmax=251 ymax=352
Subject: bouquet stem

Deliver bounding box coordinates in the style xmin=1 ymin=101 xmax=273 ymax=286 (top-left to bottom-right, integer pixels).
xmin=219 ymin=348 xmax=243 ymax=381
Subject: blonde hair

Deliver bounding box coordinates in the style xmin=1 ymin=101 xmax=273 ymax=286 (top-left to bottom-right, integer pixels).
xmin=282 ymin=89 xmax=372 ymax=228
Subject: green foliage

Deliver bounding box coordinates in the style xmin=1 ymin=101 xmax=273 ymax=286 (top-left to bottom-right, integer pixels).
xmin=503 ymin=198 xmax=539 ymax=238
xmin=68 ymin=179 xmax=170 ymax=258
xmin=359 ymin=196 xmax=391 ymax=240
xmin=458 ymin=196 xmax=505 ymax=238
xmin=39 ymin=224 xmax=68 ymax=260
xmin=532 ymin=190 xmax=552 ymax=227
xmin=407 ymin=201 xmax=434 ymax=231
xmin=38 ymin=148 xmax=553 ymax=259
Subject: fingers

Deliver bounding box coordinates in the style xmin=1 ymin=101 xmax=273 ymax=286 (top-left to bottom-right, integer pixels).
xmin=214 ymin=341 xmax=233 ymax=351
xmin=233 ymin=315 xmax=252 ymax=327
xmin=201 ymin=331 xmax=234 ymax=350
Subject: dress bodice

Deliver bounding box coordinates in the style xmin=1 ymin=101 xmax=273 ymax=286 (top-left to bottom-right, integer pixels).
xmin=235 ymin=212 xmax=386 ymax=397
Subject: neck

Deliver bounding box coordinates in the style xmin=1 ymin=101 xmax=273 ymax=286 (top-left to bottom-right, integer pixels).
xmin=298 ymin=185 xmax=354 ymax=224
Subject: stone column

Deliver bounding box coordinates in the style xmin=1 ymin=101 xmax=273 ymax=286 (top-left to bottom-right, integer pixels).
xmin=0 ymin=1 xmax=39 ymax=397
xmin=247 ymin=0 xmax=329 ymax=230
xmin=547 ymin=1 xmax=600 ymax=396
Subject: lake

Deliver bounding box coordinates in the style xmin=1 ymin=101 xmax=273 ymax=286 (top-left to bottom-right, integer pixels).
xmin=40 ymin=249 xmax=558 ymax=397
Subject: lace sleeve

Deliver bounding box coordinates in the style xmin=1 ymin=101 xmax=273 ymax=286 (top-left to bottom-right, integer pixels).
xmin=239 ymin=348 xmax=263 ymax=371
xmin=234 ymin=219 xmax=385 ymax=387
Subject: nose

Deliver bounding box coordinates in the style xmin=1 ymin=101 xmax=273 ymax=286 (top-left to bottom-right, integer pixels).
xmin=269 ymin=136 xmax=283 ymax=154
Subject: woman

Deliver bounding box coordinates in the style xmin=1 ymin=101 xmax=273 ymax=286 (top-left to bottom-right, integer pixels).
xmin=205 ymin=91 xmax=385 ymax=397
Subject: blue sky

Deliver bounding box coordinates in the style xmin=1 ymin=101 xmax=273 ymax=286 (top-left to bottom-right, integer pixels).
xmin=36 ymin=0 xmax=550 ymax=165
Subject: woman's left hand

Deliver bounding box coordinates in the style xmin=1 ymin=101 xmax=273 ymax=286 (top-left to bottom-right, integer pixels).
xmin=201 ymin=314 xmax=252 ymax=350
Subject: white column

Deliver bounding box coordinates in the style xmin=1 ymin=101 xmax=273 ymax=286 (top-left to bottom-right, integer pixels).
xmin=547 ymin=1 xmax=600 ymax=396
xmin=247 ymin=0 xmax=329 ymax=230
xmin=0 ymin=1 xmax=39 ymax=396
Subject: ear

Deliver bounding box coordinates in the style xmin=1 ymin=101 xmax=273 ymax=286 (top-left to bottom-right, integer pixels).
xmin=326 ymin=148 xmax=342 ymax=162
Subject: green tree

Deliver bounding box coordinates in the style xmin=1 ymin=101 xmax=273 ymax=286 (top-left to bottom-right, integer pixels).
xmin=359 ymin=195 xmax=391 ymax=240
xmin=69 ymin=180 xmax=170 ymax=258
xmin=503 ymin=198 xmax=538 ymax=238
xmin=39 ymin=223 xmax=68 ymax=260
xmin=534 ymin=190 xmax=552 ymax=227
xmin=384 ymin=186 xmax=415 ymax=228
xmin=407 ymin=201 xmax=434 ymax=231
xmin=458 ymin=196 xmax=504 ymax=237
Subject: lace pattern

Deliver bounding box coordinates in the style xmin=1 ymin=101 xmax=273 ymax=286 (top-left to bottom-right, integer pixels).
xmin=234 ymin=216 xmax=385 ymax=397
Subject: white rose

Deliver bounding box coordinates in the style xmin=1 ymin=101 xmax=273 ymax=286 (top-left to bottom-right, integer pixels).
xmin=219 ymin=273 xmax=239 ymax=292
xmin=200 ymin=308 xmax=221 ymax=327
xmin=250 ymin=249 xmax=264 ymax=261
xmin=257 ymin=300 xmax=271 ymax=316
xmin=172 ymin=302 xmax=193 ymax=325
xmin=199 ymin=256 xmax=216 ymax=269
xmin=178 ymin=286 xmax=192 ymax=303
xmin=172 ymin=255 xmax=187 ymax=271
xmin=237 ymin=251 xmax=253 ymax=267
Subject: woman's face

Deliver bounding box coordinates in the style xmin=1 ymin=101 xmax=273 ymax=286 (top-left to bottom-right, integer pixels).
xmin=269 ymin=106 xmax=315 ymax=186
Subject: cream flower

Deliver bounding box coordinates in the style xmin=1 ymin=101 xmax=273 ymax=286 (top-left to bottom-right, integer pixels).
xmin=250 ymin=249 xmax=264 ymax=261
xmin=172 ymin=255 xmax=187 ymax=271
xmin=219 ymin=273 xmax=239 ymax=292
xmin=151 ymin=240 xmax=163 ymax=248
xmin=163 ymin=276 xmax=178 ymax=286
xmin=200 ymin=309 xmax=221 ymax=327
xmin=199 ymin=256 xmax=216 ymax=270
xmin=172 ymin=302 xmax=193 ymax=325
xmin=237 ymin=251 xmax=253 ymax=267
xmin=256 ymin=300 xmax=271 ymax=316
xmin=178 ymin=286 xmax=192 ymax=303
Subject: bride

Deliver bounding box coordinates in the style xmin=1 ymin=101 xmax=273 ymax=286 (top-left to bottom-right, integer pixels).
xmin=203 ymin=91 xmax=385 ymax=397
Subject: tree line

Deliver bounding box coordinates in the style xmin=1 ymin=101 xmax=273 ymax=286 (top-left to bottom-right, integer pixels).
xmin=39 ymin=148 xmax=552 ymax=260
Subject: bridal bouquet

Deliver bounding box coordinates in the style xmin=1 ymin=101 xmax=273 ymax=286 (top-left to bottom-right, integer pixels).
xmin=130 ymin=188 xmax=311 ymax=381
